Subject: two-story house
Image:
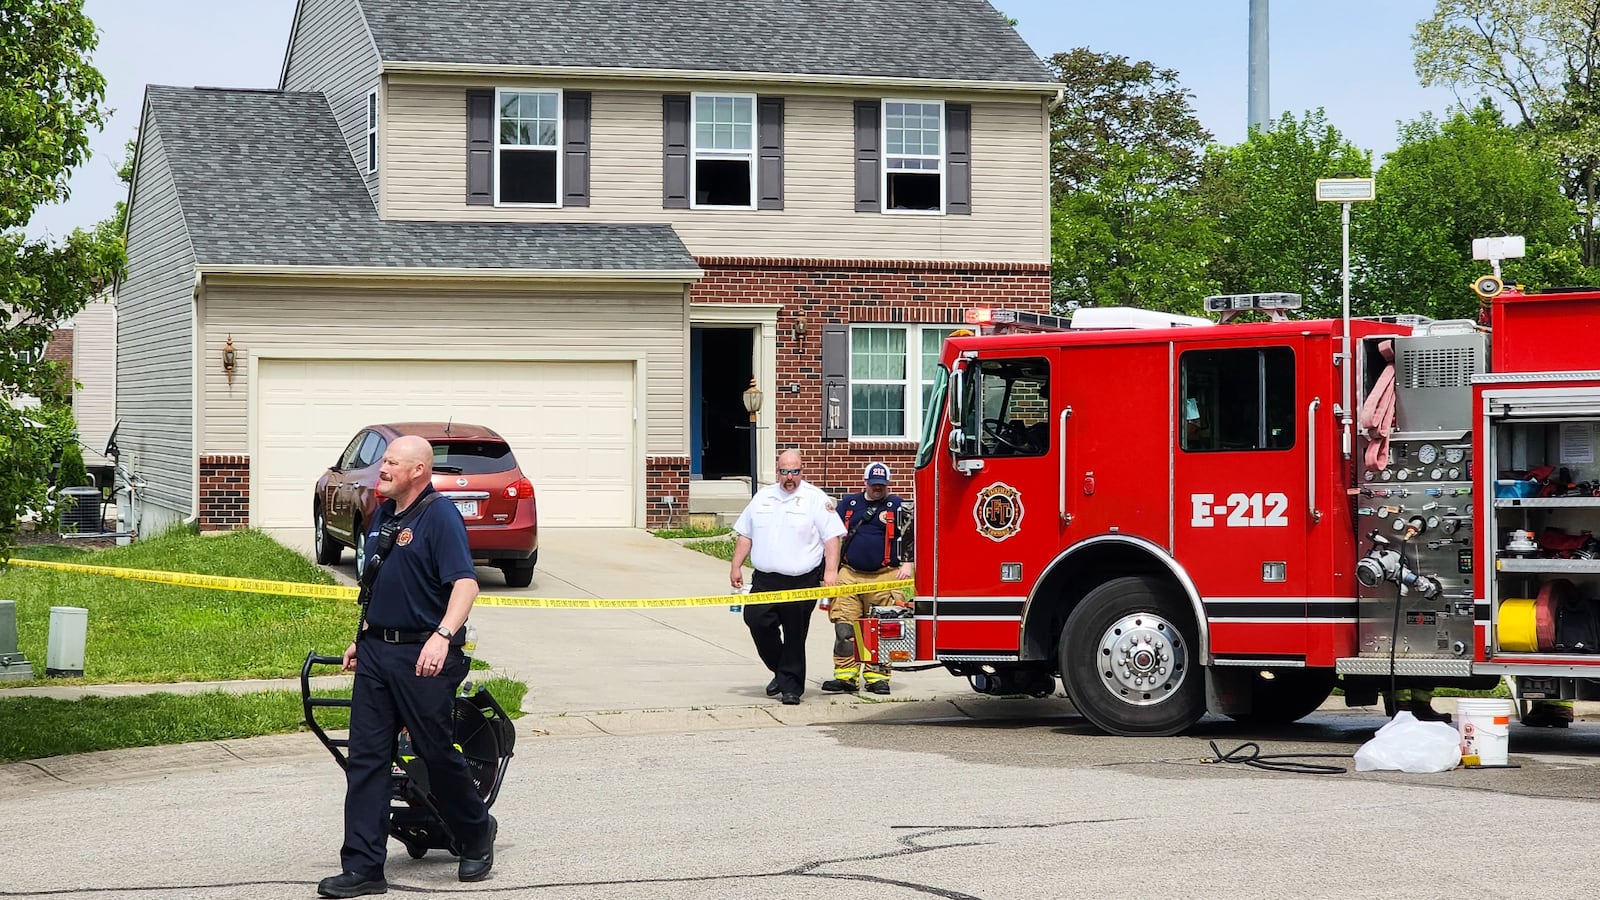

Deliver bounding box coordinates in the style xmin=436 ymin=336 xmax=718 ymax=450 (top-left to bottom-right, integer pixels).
xmin=116 ymin=0 xmax=1056 ymax=537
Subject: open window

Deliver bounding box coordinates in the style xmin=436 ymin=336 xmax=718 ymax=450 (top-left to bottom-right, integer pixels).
xmin=692 ymin=93 xmax=755 ymax=208
xmin=956 ymin=357 xmax=1051 ymax=458
xmin=883 ymin=100 xmax=943 ymax=212
xmin=496 ymin=88 xmax=561 ymax=205
xmin=1180 ymin=346 xmax=1296 ymax=452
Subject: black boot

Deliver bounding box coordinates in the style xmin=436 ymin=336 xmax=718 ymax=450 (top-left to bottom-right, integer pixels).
xmin=1407 ymin=701 xmax=1452 ymax=724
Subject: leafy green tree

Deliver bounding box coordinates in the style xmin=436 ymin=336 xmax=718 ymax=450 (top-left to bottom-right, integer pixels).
xmin=0 ymin=0 xmax=120 ymax=556
xmin=1045 ymin=49 xmax=1217 ymax=309
xmin=1357 ymin=104 xmax=1584 ymax=321
xmin=1414 ymin=0 xmax=1600 ymax=264
xmin=1198 ymin=109 xmax=1371 ymax=319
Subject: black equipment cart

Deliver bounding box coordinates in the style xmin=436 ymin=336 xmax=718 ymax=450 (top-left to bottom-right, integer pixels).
xmin=300 ymin=650 xmax=515 ymax=859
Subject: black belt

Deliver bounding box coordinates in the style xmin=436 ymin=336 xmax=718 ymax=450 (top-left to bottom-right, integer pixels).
xmin=370 ymin=628 xmax=434 ymax=644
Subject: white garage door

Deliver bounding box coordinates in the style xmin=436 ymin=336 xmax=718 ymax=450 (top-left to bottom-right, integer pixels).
xmin=256 ymin=359 xmax=635 ymax=528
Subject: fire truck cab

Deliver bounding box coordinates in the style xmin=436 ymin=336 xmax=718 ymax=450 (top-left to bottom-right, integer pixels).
xmin=911 ymin=284 xmax=1600 ymax=737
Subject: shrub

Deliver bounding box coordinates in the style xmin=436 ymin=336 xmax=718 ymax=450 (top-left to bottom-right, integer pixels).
xmin=58 ymin=440 xmax=91 ymax=487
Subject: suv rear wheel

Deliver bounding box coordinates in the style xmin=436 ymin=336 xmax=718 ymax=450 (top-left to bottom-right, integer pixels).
xmin=498 ymin=555 xmax=536 ymax=588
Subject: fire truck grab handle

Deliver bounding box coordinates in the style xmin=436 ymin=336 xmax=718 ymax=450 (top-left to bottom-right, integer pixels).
xmin=1059 ymin=406 xmax=1074 ymax=525
xmin=1307 ymin=398 xmax=1323 ymax=524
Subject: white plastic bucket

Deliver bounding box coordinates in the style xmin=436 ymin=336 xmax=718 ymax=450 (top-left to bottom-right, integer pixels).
xmin=1456 ymin=698 xmax=1513 ymax=765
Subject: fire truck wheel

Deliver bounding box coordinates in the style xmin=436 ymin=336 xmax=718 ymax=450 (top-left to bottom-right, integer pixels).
xmin=1060 ymin=576 xmax=1203 ymax=736
xmin=1225 ymin=668 xmax=1336 ymax=725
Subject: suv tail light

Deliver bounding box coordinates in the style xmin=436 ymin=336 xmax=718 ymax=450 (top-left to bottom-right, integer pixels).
xmin=504 ymin=475 xmax=534 ymax=499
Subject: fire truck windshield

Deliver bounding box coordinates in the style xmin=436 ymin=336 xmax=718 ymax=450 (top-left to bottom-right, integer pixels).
xmin=915 ymin=365 xmax=949 ymax=469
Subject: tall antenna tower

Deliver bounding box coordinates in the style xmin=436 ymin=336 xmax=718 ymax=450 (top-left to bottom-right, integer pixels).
xmin=1248 ymin=0 xmax=1270 ymax=133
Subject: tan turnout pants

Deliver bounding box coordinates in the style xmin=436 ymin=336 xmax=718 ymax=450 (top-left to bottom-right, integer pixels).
xmin=830 ymin=565 xmax=908 ymax=683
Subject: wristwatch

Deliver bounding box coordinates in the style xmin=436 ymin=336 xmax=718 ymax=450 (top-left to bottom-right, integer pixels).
xmin=434 ymin=625 xmax=453 ymax=639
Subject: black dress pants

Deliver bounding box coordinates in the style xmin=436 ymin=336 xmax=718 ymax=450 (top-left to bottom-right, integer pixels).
xmin=743 ymin=566 xmax=822 ymax=696
xmin=341 ymin=635 xmax=489 ymax=877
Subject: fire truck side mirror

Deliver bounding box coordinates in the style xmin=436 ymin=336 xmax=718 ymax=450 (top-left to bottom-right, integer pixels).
xmin=948 ymin=361 xmax=966 ymax=425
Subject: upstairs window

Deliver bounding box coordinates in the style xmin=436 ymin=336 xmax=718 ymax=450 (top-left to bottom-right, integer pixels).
xmin=691 ymin=93 xmax=755 ymax=208
xmin=1180 ymin=347 xmax=1296 ymax=452
xmin=883 ymin=100 xmax=943 ymax=212
xmin=365 ymin=87 xmax=379 ymax=174
xmin=496 ymin=88 xmax=562 ymax=206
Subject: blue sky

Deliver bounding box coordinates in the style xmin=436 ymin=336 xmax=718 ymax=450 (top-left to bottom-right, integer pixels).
xmin=24 ymin=0 xmax=1463 ymax=241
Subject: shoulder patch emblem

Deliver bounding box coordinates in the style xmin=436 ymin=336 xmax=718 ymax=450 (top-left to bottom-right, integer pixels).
xmin=973 ymin=482 xmax=1024 ymax=542
xmin=396 ymin=527 xmax=414 ymax=547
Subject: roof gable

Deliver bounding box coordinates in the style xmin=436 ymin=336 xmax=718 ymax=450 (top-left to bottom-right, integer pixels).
xmin=360 ymin=0 xmax=1054 ymax=86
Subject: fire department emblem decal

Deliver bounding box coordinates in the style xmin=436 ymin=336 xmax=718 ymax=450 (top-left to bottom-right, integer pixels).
xmin=973 ymin=482 xmax=1024 ymax=542
xmin=396 ymin=527 xmax=414 ymax=547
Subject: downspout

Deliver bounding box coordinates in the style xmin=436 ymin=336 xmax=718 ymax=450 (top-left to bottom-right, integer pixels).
xmin=186 ymin=270 xmax=203 ymax=528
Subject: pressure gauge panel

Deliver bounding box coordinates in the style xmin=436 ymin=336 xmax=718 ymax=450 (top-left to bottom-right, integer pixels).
xmin=1417 ymin=444 xmax=1438 ymax=465
xmin=1444 ymin=447 xmax=1465 ymax=464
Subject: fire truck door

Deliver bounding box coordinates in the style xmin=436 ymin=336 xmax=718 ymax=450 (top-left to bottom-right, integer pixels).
xmin=1172 ymin=340 xmax=1312 ymax=657
xmin=932 ymin=351 xmax=1060 ymax=653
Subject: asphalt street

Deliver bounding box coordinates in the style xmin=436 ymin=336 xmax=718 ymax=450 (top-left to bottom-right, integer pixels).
xmin=4 ymin=706 xmax=1599 ymax=900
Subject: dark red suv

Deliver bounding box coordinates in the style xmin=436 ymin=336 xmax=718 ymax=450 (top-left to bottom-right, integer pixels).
xmin=313 ymin=422 xmax=538 ymax=586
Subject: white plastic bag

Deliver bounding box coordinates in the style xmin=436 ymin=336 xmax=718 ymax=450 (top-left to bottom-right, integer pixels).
xmin=1353 ymin=711 xmax=1462 ymax=773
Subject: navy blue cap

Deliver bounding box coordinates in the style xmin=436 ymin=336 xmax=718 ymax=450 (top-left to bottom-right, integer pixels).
xmin=864 ymin=463 xmax=891 ymax=485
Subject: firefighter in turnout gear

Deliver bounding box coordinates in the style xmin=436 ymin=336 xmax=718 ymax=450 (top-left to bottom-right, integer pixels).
xmin=823 ymin=463 xmax=912 ymax=695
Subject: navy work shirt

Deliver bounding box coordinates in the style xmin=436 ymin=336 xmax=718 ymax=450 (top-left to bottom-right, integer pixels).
xmin=837 ymin=492 xmax=910 ymax=571
xmin=363 ymin=485 xmax=477 ymax=631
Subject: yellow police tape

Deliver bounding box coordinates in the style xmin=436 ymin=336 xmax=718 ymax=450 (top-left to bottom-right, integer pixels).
xmin=4 ymin=558 xmax=912 ymax=610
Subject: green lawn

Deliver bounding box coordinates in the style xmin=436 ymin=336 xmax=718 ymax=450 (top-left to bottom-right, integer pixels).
xmin=0 ymin=530 xmax=528 ymax=762
xmin=0 ymin=677 xmax=527 ymax=763
xmin=681 ymin=537 xmax=750 ymax=566
xmin=1 ymin=530 xmax=356 ymax=684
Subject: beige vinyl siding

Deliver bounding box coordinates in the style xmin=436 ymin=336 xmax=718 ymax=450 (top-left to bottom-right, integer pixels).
xmin=71 ymin=294 xmax=118 ymax=467
xmin=198 ymin=280 xmax=688 ymax=457
xmin=281 ymin=0 xmax=381 ymax=199
xmin=382 ymin=82 xmax=1048 ymax=262
xmin=117 ymin=120 xmax=197 ymax=516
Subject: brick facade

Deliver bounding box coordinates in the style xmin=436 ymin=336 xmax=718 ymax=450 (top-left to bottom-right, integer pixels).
xmin=199 ymin=455 xmax=250 ymax=531
xmin=40 ymin=327 xmax=74 ymax=397
xmin=691 ymin=257 xmax=1051 ymax=501
xmin=646 ymin=454 xmax=690 ymax=529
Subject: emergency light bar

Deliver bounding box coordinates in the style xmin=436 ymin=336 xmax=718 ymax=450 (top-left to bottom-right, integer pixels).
xmin=963 ymin=308 xmax=1072 ymax=332
xmin=1204 ymin=292 xmax=1302 ymax=312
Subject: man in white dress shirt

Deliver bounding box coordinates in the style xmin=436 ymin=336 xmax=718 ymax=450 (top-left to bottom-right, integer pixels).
xmin=729 ymin=449 xmax=846 ymax=705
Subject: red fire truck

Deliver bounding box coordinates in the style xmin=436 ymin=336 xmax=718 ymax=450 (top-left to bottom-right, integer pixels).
xmin=907 ymin=277 xmax=1600 ymax=736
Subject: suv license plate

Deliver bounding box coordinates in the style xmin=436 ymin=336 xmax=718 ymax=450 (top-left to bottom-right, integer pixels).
xmin=453 ymin=500 xmax=479 ymax=518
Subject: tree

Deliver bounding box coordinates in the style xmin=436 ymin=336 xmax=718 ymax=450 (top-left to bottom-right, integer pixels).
xmin=0 ymin=0 xmax=120 ymax=556
xmin=1198 ymin=109 xmax=1371 ymax=319
xmin=1414 ymin=0 xmax=1600 ymax=264
xmin=1045 ymin=49 xmax=1217 ymax=309
xmin=1356 ymin=104 xmax=1585 ymax=321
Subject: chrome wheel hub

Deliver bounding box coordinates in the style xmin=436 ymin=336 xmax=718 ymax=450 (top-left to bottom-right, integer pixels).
xmin=1096 ymin=613 xmax=1188 ymax=706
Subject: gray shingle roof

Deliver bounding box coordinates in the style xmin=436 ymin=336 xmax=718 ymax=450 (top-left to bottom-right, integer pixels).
xmin=360 ymin=0 xmax=1054 ymax=86
xmin=143 ymin=85 xmax=697 ymax=272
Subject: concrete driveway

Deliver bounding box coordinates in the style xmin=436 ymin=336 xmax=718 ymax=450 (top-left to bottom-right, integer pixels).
xmin=270 ymin=526 xmax=961 ymax=715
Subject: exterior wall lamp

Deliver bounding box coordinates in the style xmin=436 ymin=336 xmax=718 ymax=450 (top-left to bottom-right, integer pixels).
xmin=792 ymin=314 xmax=807 ymax=351
xmin=222 ymin=336 xmax=237 ymax=384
